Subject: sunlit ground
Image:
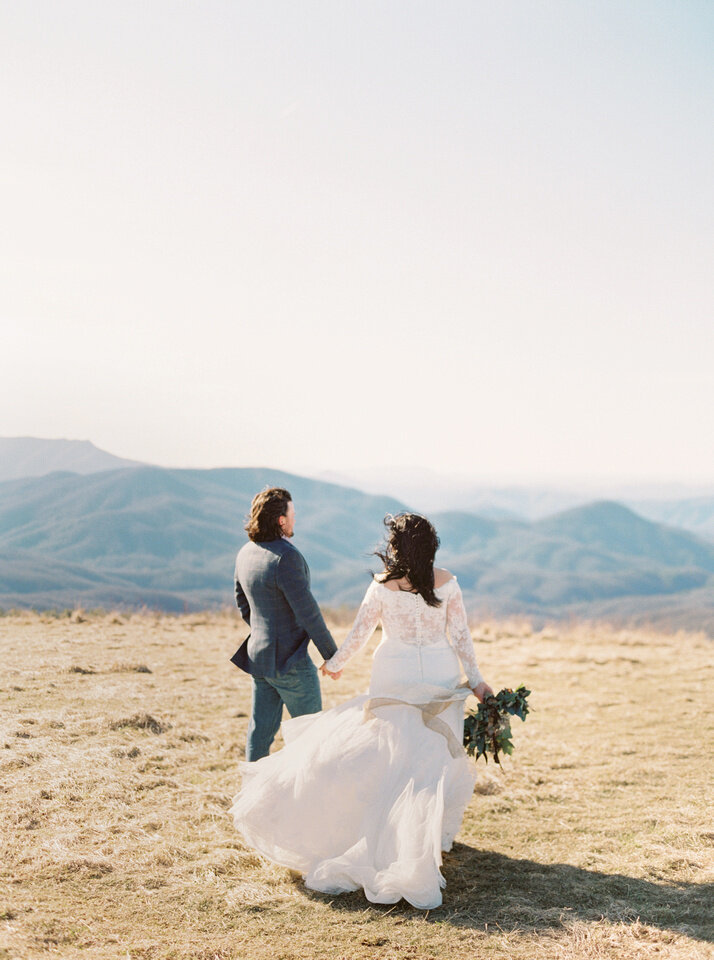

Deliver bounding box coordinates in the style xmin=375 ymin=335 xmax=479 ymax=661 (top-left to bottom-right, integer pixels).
xmin=1 ymin=610 xmax=712 ymax=959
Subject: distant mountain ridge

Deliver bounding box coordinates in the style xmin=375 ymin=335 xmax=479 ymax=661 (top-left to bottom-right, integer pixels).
xmin=1 ymin=465 xmax=713 ymax=633
xmin=0 ymin=437 xmax=143 ymax=482
xmin=627 ymin=497 xmax=714 ymax=541
xmin=533 ymin=501 xmax=714 ymax=567
xmin=320 ymin=467 xmax=714 ymax=537
xmin=4 ymin=438 xmax=714 ymax=540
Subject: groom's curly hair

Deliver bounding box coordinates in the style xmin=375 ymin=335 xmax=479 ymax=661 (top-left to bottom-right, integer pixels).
xmin=375 ymin=513 xmax=442 ymax=607
xmin=245 ymin=487 xmax=292 ymax=542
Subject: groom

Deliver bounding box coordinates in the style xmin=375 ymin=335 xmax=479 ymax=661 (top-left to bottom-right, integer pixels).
xmin=231 ymin=487 xmax=340 ymax=761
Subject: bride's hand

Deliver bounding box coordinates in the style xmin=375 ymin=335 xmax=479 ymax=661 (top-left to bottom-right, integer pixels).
xmin=320 ymin=662 xmax=342 ymax=680
xmin=472 ymin=681 xmax=494 ymax=702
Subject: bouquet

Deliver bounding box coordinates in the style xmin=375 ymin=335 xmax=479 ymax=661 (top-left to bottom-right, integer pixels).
xmin=463 ymin=685 xmax=530 ymax=765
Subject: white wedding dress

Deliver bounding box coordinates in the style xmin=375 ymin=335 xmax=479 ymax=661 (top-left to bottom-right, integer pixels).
xmin=229 ymin=576 xmax=485 ymax=910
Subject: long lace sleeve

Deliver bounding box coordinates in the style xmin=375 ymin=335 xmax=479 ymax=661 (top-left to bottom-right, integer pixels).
xmin=324 ymin=580 xmax=382 ymax=672
xmin=446 ymin=579 xmax=484 ymax=688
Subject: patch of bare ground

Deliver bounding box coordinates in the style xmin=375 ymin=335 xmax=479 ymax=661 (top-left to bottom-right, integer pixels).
xmin=0 ymin=610 xmax=712 ymax=959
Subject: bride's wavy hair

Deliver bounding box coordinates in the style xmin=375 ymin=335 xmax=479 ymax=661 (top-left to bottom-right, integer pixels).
xmin=375 ymin=513 xmax=441 ymax=607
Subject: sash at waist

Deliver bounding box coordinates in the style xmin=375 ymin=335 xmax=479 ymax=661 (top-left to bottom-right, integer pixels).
xmin=362 ymin=683 xmax=471 ymax=759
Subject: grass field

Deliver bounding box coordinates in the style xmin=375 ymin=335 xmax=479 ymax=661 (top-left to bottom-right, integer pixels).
xmin=1 ymin=610 xmax=712 ymax=959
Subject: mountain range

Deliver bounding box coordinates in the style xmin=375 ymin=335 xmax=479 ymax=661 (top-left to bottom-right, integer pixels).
xmin=0 ymin=437 xmax=142 ymax=482
xmin=1 ymin=441 xmax=713 ymax=634
xmin=321 ymin=467 xmax=714 ymax=537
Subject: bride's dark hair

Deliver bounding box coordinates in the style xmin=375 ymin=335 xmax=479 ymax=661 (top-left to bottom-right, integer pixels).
xmin=375 ymin=513 xmax=441 ymax=607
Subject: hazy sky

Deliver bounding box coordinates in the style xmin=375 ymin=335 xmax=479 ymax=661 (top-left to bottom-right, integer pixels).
xmin=2 ymin=1 xmax=712 ymax=483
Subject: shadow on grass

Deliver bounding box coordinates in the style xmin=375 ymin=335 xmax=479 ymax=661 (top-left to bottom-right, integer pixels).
xmin=303 ymin=845 xmax=713 ymax=943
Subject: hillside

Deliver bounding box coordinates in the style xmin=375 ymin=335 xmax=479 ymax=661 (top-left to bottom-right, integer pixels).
xmin=0 ymin=437 xmax=143 ymax=482
xmin=534 ymin=500 xmax=714 ymax=566
xmin=631 ymin=496 xmax=714 ymax=541
xmin=1 ymin=467 xmax=713 ymax=631
xmin=0 ymin=467 xmax=406 ymax=611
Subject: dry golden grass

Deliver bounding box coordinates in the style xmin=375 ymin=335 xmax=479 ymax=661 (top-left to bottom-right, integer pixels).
xmin=0 ymin=609 xmax=712 ymax=959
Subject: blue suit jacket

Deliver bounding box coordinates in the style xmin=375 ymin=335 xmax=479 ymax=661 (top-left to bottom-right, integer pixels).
xmin=231 ymin=537 xmax=338 ymax=678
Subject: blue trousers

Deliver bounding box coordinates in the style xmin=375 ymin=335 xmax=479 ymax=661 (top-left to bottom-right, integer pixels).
xmin=246 ymin=656 xmax=322 ymax=761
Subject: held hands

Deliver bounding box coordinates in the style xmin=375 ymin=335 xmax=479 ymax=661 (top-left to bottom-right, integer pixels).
xmin=472 ymin=681 xmax=494 ymax=703
xmin=320 ymin=662 xmax=342 ymax=680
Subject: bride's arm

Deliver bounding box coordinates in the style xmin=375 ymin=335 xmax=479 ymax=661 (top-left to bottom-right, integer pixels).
xmin=446 ymin=579 xmax=493 ymax=700
xmin=322 ymin=580 xmax=382 ymax=675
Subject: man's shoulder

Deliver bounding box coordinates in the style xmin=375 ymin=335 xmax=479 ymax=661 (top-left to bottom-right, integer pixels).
xmin=272 ymin=539 xmax=311 ymax=583
xmin=238 ymin=537 xmax=281 ymax=553
xmin=236 ymin=539 xmax=260 ymax=562
xmin=236 ymin=537 xmax=304 ymax=562
xmin=275 ymin=538 xmax=306 ymax=565
xmin=236 ymin=538 xmax=281 ymax=572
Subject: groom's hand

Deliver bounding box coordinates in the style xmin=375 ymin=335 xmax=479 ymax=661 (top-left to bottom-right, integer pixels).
xmin=320 ymin=662 xmax=342 ymax=680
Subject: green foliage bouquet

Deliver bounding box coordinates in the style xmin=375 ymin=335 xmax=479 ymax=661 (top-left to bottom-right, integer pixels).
xmin=463 ymin=685 xmax=531 ymax=765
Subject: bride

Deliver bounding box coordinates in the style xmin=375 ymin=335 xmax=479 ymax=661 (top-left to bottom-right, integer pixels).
xmin=230 ymin=512 xmax=494 ymax=910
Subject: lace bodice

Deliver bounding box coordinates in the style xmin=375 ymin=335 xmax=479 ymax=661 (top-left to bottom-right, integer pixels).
xmin=324 ymin=577 xmax=484 ymax=688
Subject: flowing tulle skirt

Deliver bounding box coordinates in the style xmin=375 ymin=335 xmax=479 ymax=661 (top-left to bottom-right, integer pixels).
xmin=230 ymin=640 xmax=477 ymax=909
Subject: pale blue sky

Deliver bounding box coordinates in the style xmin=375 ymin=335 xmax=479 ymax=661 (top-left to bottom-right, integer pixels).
xmin=1 ymin=1 xmax=712 ymax=482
